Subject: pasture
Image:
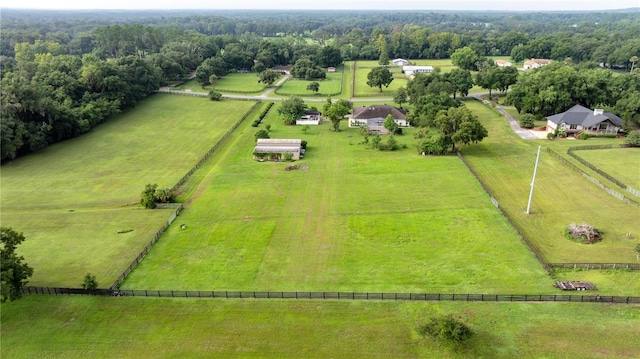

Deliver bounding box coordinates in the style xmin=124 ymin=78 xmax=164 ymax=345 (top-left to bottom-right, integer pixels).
xmin=275 ymin=68 xmax=343 ymax=96
xmin=571 ymin=148 xmax=640 ymax=190
xmin=123 ymin=101 xmax=551 ymax=293
xmin=353 ymin=60 xmax=409 ymax=96
xmin=2 ymin=295 xmax=639 ymax=358
xmin=0 ymin=95 xmax=259 ymax=287
xmin=461 ymin=100 xmax=640 ymax=264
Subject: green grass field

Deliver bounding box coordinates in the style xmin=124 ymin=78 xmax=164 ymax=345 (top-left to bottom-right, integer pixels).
xmin=2 ymin=296 xmax=639 ymax=358
xmin=123 ymin=101 xmax=551 ymax=293
xmin=0 ymin=95 xmax=258 ymax=286
xmin=461 ymin=101 xmax=640 ymax=264
xmin=354 ymin=60 xmax=409 ymax=96
xmin=571 ymin=148 xmax=640 ymax=190
xmin=275 ymin=68 xmax=343 ymax=96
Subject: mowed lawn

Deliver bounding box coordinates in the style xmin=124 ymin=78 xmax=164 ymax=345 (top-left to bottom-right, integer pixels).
xmin=461 ymin=100 xmax=640 ymax=264
xmin=354 ymin=60 xmax=408 ymax=97
xmin=276 ymin=68 xmax=343 ymax=96
xmin=571 ymin=148 xmax=640 ymax=190
xmin=123 ymin=102 xmax=550 ymax=293
xmin=0 ymin=95 xmax=258 ymax=286
xmin=3 ymin=296 xmax=640 ymax=359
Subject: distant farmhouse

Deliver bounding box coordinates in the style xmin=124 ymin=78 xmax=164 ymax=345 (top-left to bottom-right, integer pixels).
xmin=402 ymin=65 xmax=433 ymax=76
xmin=495 ymin=59 xmax=512 ymax=67
xmin=348 ymin=104 xmax=409 ymax=134
xmin=546 ymin=105 xmax=623 ymax=136
xmin=253 ymin=139 xmax=304 ymax=161
xmin=392 ymin=58 xmax=410 ymax=66
xmin=327 ymin=67 xmax=336 ymax=72
xmin=523 ymin=58 xmax=552 ymax=70
xmin=296 ymin=110 xmax=321 ymax=125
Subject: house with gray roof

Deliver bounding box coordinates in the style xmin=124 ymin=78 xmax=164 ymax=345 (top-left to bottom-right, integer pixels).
xmin=348 ymin=104 xmax=409 ymax=134
xmin=546 ymin=105 xmax=623 ymax=136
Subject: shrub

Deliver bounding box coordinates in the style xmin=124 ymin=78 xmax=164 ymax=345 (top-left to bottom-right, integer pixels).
xmin=625 ymin=130 xmax=640 ymax=147
xmin=251 ymin=120 xmax=260 ymax=127
xmin=265 ymin=124 xmax=271 ymax=132
xmin=394 ymin=127 xmax=403 ymax=135
xmin=154 ymin=188 xmax=175 ymax=203
xmin=300 ymin=140 xmax=307 ymax=149
xmin=81 ymin=273 xmax=98 ymax=290
xmin=283 ymin=152 xmax=293 ymax=161
xmin=519 ymin=113 xmax=535 ymax=128
xmin=254 ymin=129 xmax=270 ymax=141
xmin=546 ymin=132 xmax=555 ymax=140
xmin=141 ymin=183 xmax=158 ymax=209
xmin=418 ymin=315 xmax=473 ymax=344
xmin=578 ymin=132 xmax=589 ymax=140
xmin=208 ymin=90 xmax=222 ymax=101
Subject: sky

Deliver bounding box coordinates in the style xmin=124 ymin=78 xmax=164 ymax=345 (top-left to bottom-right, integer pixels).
xmin=2 ymin=0 xmax=639 ymax=11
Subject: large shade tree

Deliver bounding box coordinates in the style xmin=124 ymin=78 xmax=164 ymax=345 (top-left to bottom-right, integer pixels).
xmin=1 ymin=227 xmax=34 ymax=302
xmin=367 ymin=66 xmax=393 ymax=92
xmin=434 ymin=106 xmax=488 ymax=152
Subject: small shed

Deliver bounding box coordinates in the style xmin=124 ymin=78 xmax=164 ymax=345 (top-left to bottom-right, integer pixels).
xmin=327 ymin=67 xmax=336 ymax=72
xmin=555 ymin=281 xmax=597 ymax=291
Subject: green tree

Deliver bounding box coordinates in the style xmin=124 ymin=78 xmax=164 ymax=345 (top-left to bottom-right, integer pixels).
xmin=257 ymin=69 xmax=279 ymax=87
xmin=81 ymin=273 xmax=98 ymax=290
xmin=375 ymin=34 xmax=389 ymax=65
xmin=444 ymin=68 xmax=474 ymax=98
xmin=141 ymin=183 xmax=158 ymax=209
xmin=451 ymin=46 xmax=481 ymax=71
xmin=386 ymin=135 xmax=399 ymax=151
xmin=1 ymin=227 xmax=34 ymax=302
xmin=208 ymin=90 xmax=222 ymax=101
xmin=418 ymin=315 xmax=473 ymax=344
xmin=434 ymin=106 xmax=488 ymax=152
xmin=208 ymin=74 xmax=218 ymax=85
xmin=254 ymin=128 xmax=270 ymax=141
xmin=359 ymin=125 xmax=371 ymax=144
xmin=625 ymin=130 xmax=640 ymax=147
xmin=307 ymin=81 xmax=320 ymax=94
xmin=394 ymin=87 xmax=408 ymax=109
xmin=154 ymin=188 xmax=175 ymax=203
xmin=630 ymin=56 xmax=638 ymax=73
xmin=278 ymin=96 xmax=306 ymax=125
xmin=325 ymin=99 xmax=352 ymax=131
xmin=367 ymin=66 xmax=394 ymax=93
xmin=383 ymin=114 xmax=398 ymax=134
xmin=370 ymin=134 xmax=382 ymax=149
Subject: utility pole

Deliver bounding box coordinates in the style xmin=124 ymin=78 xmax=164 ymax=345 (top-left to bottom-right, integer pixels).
xmin=526 ymin=146 xmax=541 ymax=215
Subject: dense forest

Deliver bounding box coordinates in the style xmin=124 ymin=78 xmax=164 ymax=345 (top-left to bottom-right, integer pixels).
xmin=1 ymin=9 xmax=639 ymax=161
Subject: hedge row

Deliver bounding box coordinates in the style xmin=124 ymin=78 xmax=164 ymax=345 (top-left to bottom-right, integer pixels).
xmin=252 ymin=102 xmax=275 ymax=127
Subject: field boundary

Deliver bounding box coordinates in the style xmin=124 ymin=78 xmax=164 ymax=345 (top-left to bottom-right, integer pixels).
xmin=458 ymin=151 xmax=640 ymax=272
xmin=566 ymin=144 xmax=639 ymax=198
xmin=110 ymin=204 xmax=183 ymax=289
xmin=110 ymin=101 xmax=261 ymax=289
xmin=546 ymin=148 xmax=639 ymax=207
xmin=274 ymin=68 xmax=344 ymax=97
xmin=171 ymin=101 xmax=262 ymax=193
xmin=456 ymin=152 xmax=553 ymax=274
xmin=20 ymin=287 xmax=640 ymax=304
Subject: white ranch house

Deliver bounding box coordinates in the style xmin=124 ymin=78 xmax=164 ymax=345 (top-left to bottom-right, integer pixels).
xmin=495 ymin=59 xmax=512 ymax=67
xmin=296 ymin=110 xmax=321 ymax=125
xmin=348 ymin=104 xmax=409 ymax=134
xmin=402 ymin=65 xmax=433 ymax=76
xmin=392 ymin=58 xmax=410 ymax=66
xmin=546 ymin=105 xmax=623 ymax=136
xmin=523 ymin=58 xmax=552 ymax=70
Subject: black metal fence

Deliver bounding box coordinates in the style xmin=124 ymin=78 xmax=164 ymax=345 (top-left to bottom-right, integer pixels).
xmin=21 ymin=286 xmax=640 ymax=304
xmin=110 ymin=205 xmax=183 ymax=289
xmin=171 ymin=101 xmax=262 ymax=193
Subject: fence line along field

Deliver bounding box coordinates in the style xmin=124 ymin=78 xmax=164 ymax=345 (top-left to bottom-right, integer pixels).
xmin=0 ymin=95 xmax=259 ymax=287
xmin=461 ymin=100 xmax=640 ymax=264
xmin=570 ymin=147 xmax=640 ymax=191
xmin=122 ymin=101 xmax=551 ymax=293
xmin=2 ymin=296 xmax=639 ymax=358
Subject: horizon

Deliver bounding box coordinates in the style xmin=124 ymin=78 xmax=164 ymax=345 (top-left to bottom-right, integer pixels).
xmin=2 ymin=0 xmax=639 ymax=12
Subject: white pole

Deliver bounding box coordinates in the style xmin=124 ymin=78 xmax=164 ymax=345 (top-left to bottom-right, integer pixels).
xmin=526 ymin=146 xmax=541 ymax=214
